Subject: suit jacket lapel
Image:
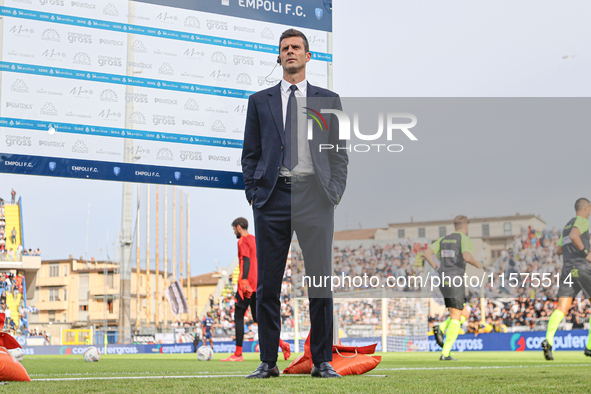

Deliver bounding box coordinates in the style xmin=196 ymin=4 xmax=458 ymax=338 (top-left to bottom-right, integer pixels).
xmin=306 ymin=82 xmax=326 ymax=147
xmin=306 ymin=81 xmax=319 ymax=100
xmin=267 ymin=83 xmax=284 ymax=145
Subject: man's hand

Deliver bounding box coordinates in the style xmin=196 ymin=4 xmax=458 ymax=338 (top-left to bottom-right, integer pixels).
xmin=238 ymin=279 xmax=253 ymax=299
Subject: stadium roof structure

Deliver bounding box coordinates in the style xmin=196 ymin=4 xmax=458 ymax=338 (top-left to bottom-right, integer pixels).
xmin=386 ymin=213 xmax=545 ymax=228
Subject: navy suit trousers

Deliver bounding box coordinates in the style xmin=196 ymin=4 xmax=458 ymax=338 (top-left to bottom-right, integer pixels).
xmin=253 ymin=178 xmax=334 ymax=364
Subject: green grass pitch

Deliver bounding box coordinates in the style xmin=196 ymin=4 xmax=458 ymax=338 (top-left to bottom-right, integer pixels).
xmin=4 ymin=351 xmax=591 ymax=393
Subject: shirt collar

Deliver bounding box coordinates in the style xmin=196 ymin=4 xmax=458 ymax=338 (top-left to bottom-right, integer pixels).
xmin=281 ymin=78 xmax=307 ymax=94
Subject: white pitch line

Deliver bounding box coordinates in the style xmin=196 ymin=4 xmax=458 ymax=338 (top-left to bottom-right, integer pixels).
xmin=31 ymin=364 xmax=591 ymax=381
xmin=33 ymin=375 xmax=249 ymax=381
xmin=32 ymin=373 xmax=388 ymax=382
xmin=375 ymin=363 xmax=591 ymax=372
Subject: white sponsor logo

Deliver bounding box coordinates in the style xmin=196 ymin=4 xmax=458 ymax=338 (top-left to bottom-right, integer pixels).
xmin=156 ymin=148 xmax=173 ymax=160
xmin=103 ymin=3 xmax=119 ymax=16
xmin=68 ymin=32 xmax=92 ymax=44
xmin=211 ymin=120 xmax=226 ymax=133
xmin=73 ymin=52 xmax=91 ymax=65
xmin=184 ymin=16 xmax=200 ymax=28
xmin=41 ymin=28 xmax=60 ymax=41
xmin=40 ymin=102 xmax=58 ymax=116
xmin=5 ymin=135 xmax=32 ymax=147
xmin=131 ymin=40 xmax=147 ymax=53
xmin=71 ymin=1 xmax=96 ymax=9
xmin=72 ymin=140 xmax=89 ymax=153
xmin=11 ymin=79 xmax=29 ymax=93
xmin=158 ymin=62 xmax=174 ymax=75
xmin=98 ymin=55 xmax=122 ymax=67
xmin=184 ymin=99 xmax=199 ymax=111
xmin=211 ymin=51 xmax=227 ymax=64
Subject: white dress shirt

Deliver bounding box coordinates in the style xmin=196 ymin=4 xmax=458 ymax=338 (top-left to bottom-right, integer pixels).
xmin=279 ymin=78 xmax=314 ymax=177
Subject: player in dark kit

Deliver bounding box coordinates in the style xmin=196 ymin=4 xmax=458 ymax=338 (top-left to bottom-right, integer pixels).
xmin=202 ymin=312 xmax=214 ymax=350
xmin=222 ymin=217 xmax=290 ymax=362
xmin=423 ymin=215 xmax=483 ymax=361
xmin=542 ymin=198 xmax=591 ymax=360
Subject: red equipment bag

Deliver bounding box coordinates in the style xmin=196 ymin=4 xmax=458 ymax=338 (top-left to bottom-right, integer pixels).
xmin=283 ymin=334 xmax=381 ymax=376
xmin=0 ymin=313 xmax=32 ymax=382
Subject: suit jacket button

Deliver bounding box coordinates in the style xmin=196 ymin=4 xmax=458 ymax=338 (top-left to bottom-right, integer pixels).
xmin=281 ymin=146 xmax=284 ymax=150
xmin=277 ymin=167 xmax=280 ymax=170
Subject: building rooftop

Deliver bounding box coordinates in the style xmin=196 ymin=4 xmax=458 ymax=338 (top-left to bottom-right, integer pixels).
xmin=334 ymin=228 xmax=383 ymax=241
xmin=387 ymin=214 xmax=545 ymax=228
xmin=182 ymin=271 xmax=221 ymax=287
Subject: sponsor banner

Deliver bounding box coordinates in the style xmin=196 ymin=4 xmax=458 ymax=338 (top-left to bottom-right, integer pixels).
xmin=152 ymin=344 xmax=194 ymax=354
xmin=21 ymin=340 xmax=298 ymax=355
xmin=1 ymin=72 xmax=249 ymax=144
xmin=0 ymin=0 xmax=330 ymax=180
xmin=343 ymin=325 xmax=376 ymax=338
xmin=133 ymin=334 xmax=156 ymax=344
xmin=0 ymin=6 xmax=332 ymax=60
xmin=0 ymin=61 xmax=255 ymax=100
xmin=426 ymin=330 xmax=590 ymax=352
xmin=0 ymin=116 xmax=243 ymax=149
xmin=0 ymin=153 xmax=245 ymax=189
xmin=19 ymin=331 xmax=591 ymax=356
xmin=0 ymin=127 xmax=244 ymax=173
xmin=155 ymin=333 xmax=175 ymax=344
xmin=134 ymin=0 xmax=333 ymax=32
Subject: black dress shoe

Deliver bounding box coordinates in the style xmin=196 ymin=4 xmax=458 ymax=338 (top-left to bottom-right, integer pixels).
xmin=245 ymin=363 xmax=280 ymax=379
xmin=311 ymin=362 xmax=341 ymax=378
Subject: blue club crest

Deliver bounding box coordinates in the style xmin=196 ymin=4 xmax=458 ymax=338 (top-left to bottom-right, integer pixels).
xmin=48 ymin=161 xmax=56 ymax=171
xmin=113 ymin=166 xmax=121 ymax=176
xmin=315 ymin=7 xmax=323 ymax=19
xmin=174 ymin=171 xmax=181 ymax=180
xmin=232 ymin=176 xmax=239 ymax=185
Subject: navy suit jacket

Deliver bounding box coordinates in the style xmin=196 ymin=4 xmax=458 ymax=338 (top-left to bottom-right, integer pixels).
xmin=242 ymin=82 xmax=348 ymax=208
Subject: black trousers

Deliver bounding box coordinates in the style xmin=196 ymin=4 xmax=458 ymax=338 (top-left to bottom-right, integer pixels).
xmin=253 ymin=178 xmax=334 ymax=364
xmin=235 ymin=291 xmax=257 ymax=348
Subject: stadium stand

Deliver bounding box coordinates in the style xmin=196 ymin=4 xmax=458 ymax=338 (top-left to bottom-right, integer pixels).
xmin=204 ymin=224 xmax=590 ymax=342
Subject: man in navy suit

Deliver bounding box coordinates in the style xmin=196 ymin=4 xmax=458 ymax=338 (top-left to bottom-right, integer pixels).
xmin=242 ymin=28 xmax=348 ymax=378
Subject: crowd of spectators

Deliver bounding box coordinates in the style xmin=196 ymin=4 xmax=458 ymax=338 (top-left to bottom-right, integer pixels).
xmin=27 ymin=328 xmax=51 ymax=343
xmin=0 ymin=272 xmax=23 ymax=296
xmin=483 ymin=226 xmax=562 ymax=299
xmin=431 ymin=226 xmax=590 ymax=331
xmin=208 ymin=292 xmax=258 ymax=341
xmin=206 ymin=225 xmax=590 ymax=337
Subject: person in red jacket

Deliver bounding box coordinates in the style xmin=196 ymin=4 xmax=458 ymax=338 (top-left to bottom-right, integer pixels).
xmin=222 ymin=217 xmax=290 ymax=362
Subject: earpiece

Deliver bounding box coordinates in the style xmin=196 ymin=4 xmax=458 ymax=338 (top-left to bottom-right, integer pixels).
xmin=277 ymin=56 xmax=281 ymax=65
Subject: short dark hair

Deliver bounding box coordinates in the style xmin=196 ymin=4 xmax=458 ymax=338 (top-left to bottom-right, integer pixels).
xmin=575 ymin=198 xmax=590 ymax=212
xmin=232 ymin=217 xmax=248 ymax=230
xmin=453 ymin=215 xmax=469 ymax=230
xmin=279 ymin=28 xmax=309 ymax=53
